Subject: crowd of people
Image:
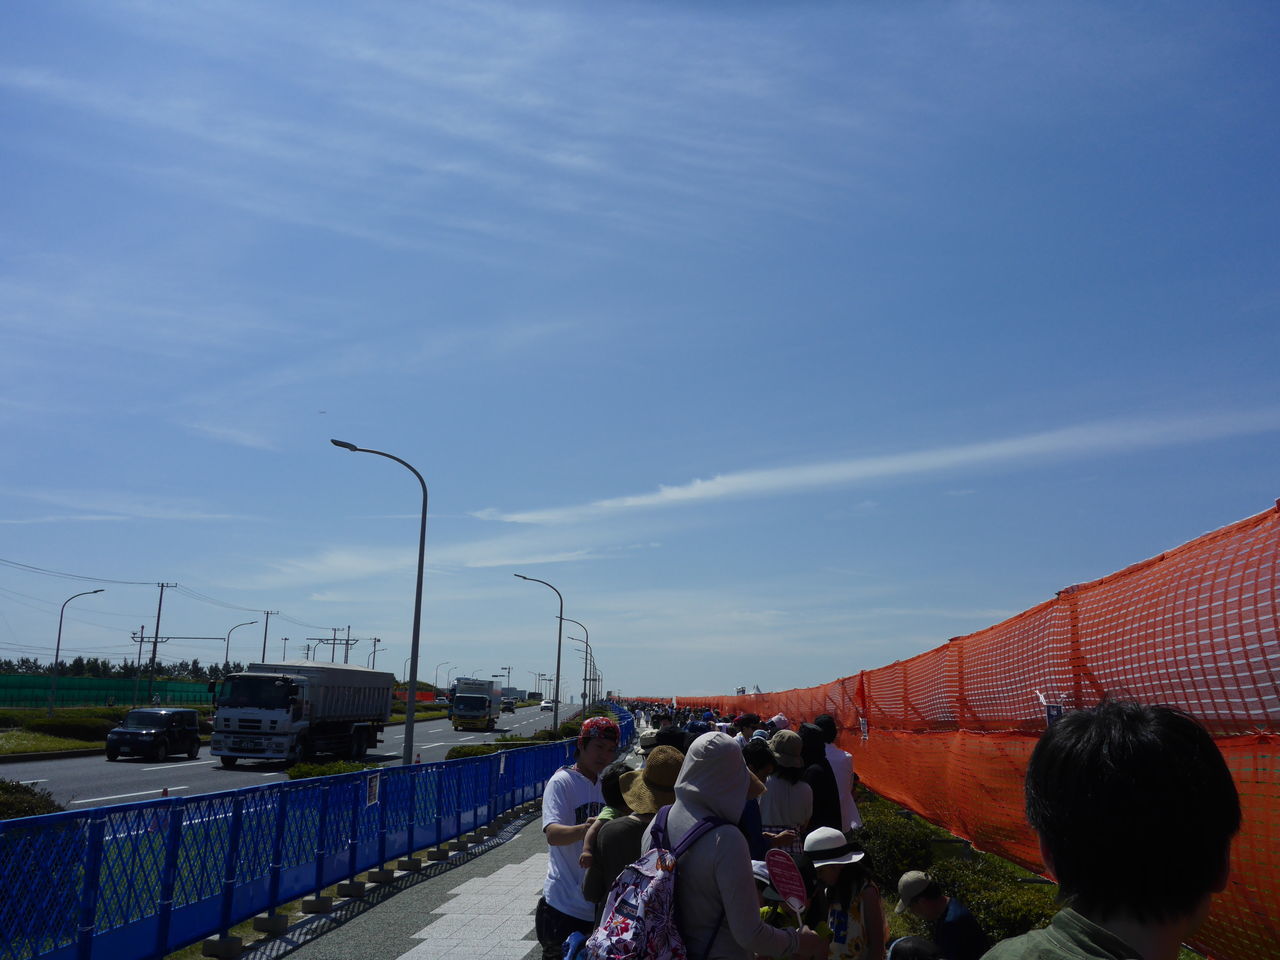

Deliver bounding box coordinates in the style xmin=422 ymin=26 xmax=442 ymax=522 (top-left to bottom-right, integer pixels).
xmin=535 ymin=699 xmax=1240 ymax=960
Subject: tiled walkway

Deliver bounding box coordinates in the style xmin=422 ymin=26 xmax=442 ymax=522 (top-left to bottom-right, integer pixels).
xmin=398 ymin=853 xmax=545 ymax=959
xmin=273 ymin=815 xmax=550 ymax=960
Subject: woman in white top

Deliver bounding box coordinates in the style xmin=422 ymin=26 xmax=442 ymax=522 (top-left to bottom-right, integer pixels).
xmin=759 ymin=729 xmax=813 ymax=855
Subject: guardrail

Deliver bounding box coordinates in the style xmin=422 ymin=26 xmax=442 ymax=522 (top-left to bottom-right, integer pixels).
xmin=0 ymin=707 xmax=633 ymax=960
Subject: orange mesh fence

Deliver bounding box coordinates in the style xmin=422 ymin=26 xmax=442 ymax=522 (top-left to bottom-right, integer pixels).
xmin=637 ymin=501 xmax=1280 ymax=960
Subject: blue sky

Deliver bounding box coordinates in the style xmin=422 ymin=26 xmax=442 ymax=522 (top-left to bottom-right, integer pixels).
xmin=2 ymin=1 xmax=1277 ymax=699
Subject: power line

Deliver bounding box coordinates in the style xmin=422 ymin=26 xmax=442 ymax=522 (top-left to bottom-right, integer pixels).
xmin=0 ymin=557 xmax=153 ymax=585
xmin=1 ymin=557 xmax=344 ymax=643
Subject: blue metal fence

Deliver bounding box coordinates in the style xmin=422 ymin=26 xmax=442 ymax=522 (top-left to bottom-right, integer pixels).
xmin=0 ymin=707 xmax=633 ymax=960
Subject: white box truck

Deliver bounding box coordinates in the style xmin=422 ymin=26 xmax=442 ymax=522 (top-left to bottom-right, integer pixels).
xmin=209 ymin=661 xmax=395 ymax=767
xmin=451 ymin=677 xmax=501 ymax=731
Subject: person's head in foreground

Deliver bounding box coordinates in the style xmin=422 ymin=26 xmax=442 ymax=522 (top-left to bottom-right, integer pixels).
xmin=575 ymin=716 xmax=619 ymax=780
xmin=1016 ymin=699 xmax=1241 ymax=956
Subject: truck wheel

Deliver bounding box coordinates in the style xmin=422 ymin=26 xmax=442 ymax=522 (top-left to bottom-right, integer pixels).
xmin=153 ymin=741 xmax=168 ymax=763
xmin=220 ymin=756 xmax=238 ymax=769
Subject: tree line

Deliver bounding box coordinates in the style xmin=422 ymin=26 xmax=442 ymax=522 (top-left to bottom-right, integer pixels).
xmin=0 ymin=656 xmax=247 ymax=682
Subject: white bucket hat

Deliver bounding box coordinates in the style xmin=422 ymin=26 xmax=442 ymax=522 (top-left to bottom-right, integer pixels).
xmin=803 ymin=826 xmax=866 ymax=867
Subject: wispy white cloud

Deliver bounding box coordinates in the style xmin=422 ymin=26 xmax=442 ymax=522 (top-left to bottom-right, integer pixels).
xmin=0 ymin=514 xmax=130 ymax=525
xmin=8 ymin=488 xmax=247 ymax=522
xmin=481 ymin=410 xmax=1280 ymax=525
xmin=182 ymin=422 xmax=276 ymax=451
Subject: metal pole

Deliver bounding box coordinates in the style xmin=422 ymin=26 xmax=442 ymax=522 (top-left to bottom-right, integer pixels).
xmin=331 ymin=439 xmax=429 ymax=766
xmin=146 ymin=583 xmax=175 ymax=703
xmin=434 ymin=660 xmax=452 ymax=693
xmin=562 ymin=617 xmax=589 ymax=708
xmin=515 ymin=574 xmax=564 ymax=731
xmin=224 ymin=621 xmax=257 ymax=666
xmin=49 ymin=589 xmax=104 ymax=716
xmin=259 ymin=611 xmax=278 ymax=662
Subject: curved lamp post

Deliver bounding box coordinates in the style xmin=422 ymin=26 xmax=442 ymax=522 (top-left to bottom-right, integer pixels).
xmin=332 ymin=438 xmax=428 ymax=766
xmin=433 ymin=659 xmax=452 ymax=694
xmin=515 ymin=574 xmax=564 ymax=730
xmin=224 ymin=620 xmax=257 ymax=667
xmin=49 ymin=589 xmax=104 ymax=716
xmin=561 ymin=617 xmax=590 ymax=709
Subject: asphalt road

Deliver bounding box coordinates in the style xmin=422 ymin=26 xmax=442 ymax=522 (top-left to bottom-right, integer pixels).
xmin=4 ymin=703 xmax=563 ymax=810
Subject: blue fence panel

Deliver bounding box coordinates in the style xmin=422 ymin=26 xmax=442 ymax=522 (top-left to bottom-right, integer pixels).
xmin=0 ymin=702 xmax=632 ymax=960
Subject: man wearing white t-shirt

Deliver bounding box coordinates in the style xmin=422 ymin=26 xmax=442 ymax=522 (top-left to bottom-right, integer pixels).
xmin=536 ymin=716 xmax=620 ymax=960
xmin=815 ymin=713 xmax=862 ymax=832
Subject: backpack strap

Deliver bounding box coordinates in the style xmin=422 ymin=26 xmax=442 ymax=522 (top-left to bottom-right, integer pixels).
xmin=650 ymin=804 xmax=673 ymax=850
xmin=671 ymin=814 xmax=727 ymax=858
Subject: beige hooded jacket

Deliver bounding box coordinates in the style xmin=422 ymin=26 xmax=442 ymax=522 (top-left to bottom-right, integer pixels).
xmin=642 ymin=732 xmax=800 ymax=960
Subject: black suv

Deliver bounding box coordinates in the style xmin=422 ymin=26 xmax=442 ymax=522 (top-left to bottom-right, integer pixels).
xmin=106 ymin=708 xmax=201 ymax=762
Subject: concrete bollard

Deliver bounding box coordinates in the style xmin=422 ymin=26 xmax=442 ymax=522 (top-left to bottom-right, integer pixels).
xmin=252 ymin=914 xmax=290 ymax=935
xmin=301 ymin=895 xmax=334 ymax=914
xmin=201 ymin=935 xmax=243 ymax=959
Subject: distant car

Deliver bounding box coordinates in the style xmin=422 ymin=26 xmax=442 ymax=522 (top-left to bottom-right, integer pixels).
xmin=539 ymin=699 xmax=554 ymax=711
xmin=501 ymin=698 xmax=516 ymax=713
xmin=106 ymin=707 xmax=201 ymax=762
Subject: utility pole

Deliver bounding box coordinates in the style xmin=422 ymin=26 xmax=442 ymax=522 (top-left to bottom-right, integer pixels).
xmin=312 ymin=636 xmax=360 ymax=663
xmin=146 ymin=583 xmax=177 ymax=702
xmin=132 ymin=628 xmax=145 ymax=704
xmin=259 ymin=612 xmax=279 ymax=662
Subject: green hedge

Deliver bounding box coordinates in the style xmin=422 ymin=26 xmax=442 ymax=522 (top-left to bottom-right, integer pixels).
xmin=0 ymin=778 xmax=65 ymax=820
xmin=853 ymin=791 xmax=1057 ymax=944
xmin=23 ymin=716 xmax=118 ymax=741
xmin=445 ymin=744 xmax=501 ymax=760
xmin=286 ymin=760 xmax=382 ymax=780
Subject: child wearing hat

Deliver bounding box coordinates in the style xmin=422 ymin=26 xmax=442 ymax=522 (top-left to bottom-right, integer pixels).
xmin=803 ymin=827 xmax=886 ymax=960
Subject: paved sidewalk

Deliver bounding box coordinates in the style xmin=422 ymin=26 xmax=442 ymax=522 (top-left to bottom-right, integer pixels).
xmin=247 ymin=816 xmax=550 ymax=960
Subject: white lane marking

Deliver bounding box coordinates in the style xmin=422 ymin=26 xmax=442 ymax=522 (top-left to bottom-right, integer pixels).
xmin=72 ymin=786 xmax=189 ymax=804
xmin=457 ymin=736 xmax=475 ymax=742
xmin=142 ymin=760 xmax=216 ymax=772
xmin=19 ymin=779 xmax=48 ymax=785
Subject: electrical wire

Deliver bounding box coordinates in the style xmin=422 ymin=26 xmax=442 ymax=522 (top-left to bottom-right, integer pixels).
xmin=0 ymin=557 xmax=154 ymax=585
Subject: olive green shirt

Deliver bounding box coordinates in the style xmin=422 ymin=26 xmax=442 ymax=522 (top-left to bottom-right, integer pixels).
xmin=983 ymin=909 xmax=1140 ymax=960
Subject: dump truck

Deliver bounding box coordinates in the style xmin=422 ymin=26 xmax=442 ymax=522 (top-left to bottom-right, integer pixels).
xmin=209 ymin=661 xmax=395 ymax=767
xmin=451 ymin=677 xmax=501 ymax=731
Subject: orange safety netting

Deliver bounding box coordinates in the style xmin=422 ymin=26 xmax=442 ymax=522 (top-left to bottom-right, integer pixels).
xmin=637 ymin=501 xmax=1280 ymax=960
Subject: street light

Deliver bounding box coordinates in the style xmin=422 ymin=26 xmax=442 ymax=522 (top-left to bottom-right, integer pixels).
xmin=366 ymin=637 xmax=382 ymax=668
xmin=224 ymin=620 xmax=257 ymax=667
xmin=515 ymin=574 xmax=565 ymax=731
xmin=561 ymin=617 xmax=589 ymax=708
xmin=434 ymin=659 xmax=452 ymax=693
xmin=332 ymin=438 xmax=429 ymax=767
xmin=49 ymin=589 xmax=104 ymax=716
xmin=567 ymin=636 xmax=592 ymax=709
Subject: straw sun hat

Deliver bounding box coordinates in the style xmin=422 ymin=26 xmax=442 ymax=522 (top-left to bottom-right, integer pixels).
xmin=619 ymin=745 xmax=682 ymax=814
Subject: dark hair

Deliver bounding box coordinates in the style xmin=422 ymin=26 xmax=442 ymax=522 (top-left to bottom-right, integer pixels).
xmin=1025 ymin=699 xmax=1240 ymax=923
xmin=813 ymin=714 xmax=838 ymax=744
xmin=798 ymin=723 xmax=827 ymax=767
xmin=806 ymin=853 xmax=869 ymax=922
xmin=599 ymin=761 xmax=632 ymax=812
xmin=654 ymin=726 xmax=687 ymax=752
xmin=771 ymin=763 xmax=805 ymax=785
xmin=742 ymin=738 xmax=776 ymax=777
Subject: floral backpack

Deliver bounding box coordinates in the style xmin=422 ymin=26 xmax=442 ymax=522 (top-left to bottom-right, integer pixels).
xmin=583 ymin=806 xmax=726 ymax=960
